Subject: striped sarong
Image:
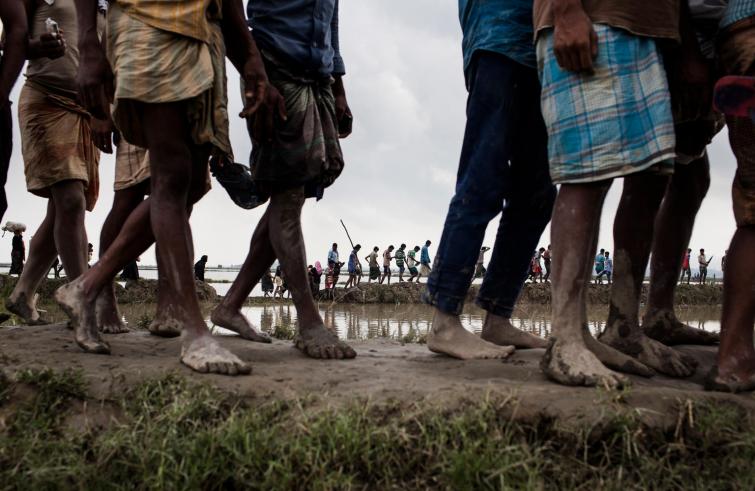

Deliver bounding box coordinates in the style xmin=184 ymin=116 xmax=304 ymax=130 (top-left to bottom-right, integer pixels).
xmin=536 ymin=24 xmax=676 ymax=184
xmin=106 ymin=2 xmax=231 ymax=156
xmin=18 ymin=83 xmax=100 ymax=210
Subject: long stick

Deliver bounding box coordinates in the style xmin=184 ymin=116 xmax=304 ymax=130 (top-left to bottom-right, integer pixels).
xmin=340 ymin=219 xmax=356 ymax=250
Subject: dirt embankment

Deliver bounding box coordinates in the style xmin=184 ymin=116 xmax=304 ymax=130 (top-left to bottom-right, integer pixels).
xmin=317 ymin=281 xmax=722 ymax=306
xmin=0 ymin=275 xmax=721 ymax=307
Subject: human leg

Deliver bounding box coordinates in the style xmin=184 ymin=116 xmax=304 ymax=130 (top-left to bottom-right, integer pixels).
xmin=542 ymin=182 xmax=653 ymax=387
xmin=643 ymin=157 xmax=718 ymax=344
xmin=95 ymin=182 xmax=148 ymax=334
xmin=598 ymin=173 xmax=697 ymax=376
xmin=6 ymin=200 xmax=58 ymax=324
xmin=210 ymin=208 xmax=274 ymax=343
xmin=424 ymin=52 xmax=536 ymax=359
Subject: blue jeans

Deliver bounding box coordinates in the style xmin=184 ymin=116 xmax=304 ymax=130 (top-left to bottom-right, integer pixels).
xmin=423 ymin=51 xmax=556 ymax=317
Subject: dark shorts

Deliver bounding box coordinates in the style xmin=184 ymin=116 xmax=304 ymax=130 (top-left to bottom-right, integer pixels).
xmin=370 ymin=267 xmax=380 ymax=280
xmin=398 ymin=264 xmax=405 ymax=273
xmin=383 ymin=266 xmax=390 ymax=274
xmin=409 ymin=267 xmax=418 ymax=275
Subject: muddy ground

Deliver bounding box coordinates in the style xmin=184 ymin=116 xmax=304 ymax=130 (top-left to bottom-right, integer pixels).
xmin=1 ymin=323 xmax=752 ymax=429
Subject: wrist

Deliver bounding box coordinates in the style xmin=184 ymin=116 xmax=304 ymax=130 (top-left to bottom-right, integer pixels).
xmin=553 ymin=0 xmax=585 ymax=19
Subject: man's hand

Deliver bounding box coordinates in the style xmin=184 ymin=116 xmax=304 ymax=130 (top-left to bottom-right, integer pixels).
xmin=552 ymin=0 xmax=597 ymax=73
xmin=251 ymin=84 xmax=287 ymax=143
xmin=28 ymin=32 xmax=66 ymax=60
xmin=90 ymin=116 xmax=115 ymax=154
xmin=333 ymin=75 xmax=352 ymax=138
xmin=239 ymin=53 xmax=269 ymax=119
xmin=77 ymin=36 xmax=113 ymax=120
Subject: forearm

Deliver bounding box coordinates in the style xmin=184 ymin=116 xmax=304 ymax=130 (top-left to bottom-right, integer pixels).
xmin=0 ymin=20 xmax=27 ymax=102
xmin=74 ymin=0 xmax=100 ymax=49
xmin=221 ymin=0 xmax=258 ymax=73
xmin=333 ymin=75 xmax=345 ymax=98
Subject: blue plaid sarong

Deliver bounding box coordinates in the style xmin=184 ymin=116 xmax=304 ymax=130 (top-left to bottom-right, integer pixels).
xmin=536 ymin=24 xmax=676 ymax=184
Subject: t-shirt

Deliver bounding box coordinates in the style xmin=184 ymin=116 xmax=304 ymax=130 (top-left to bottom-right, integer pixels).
xmin=368 ymin=252 xmax=379 ymax=268
xmin=395 ymin=249 xmax=406 ymax=266
xmin=328 ymin=249 xmax=339 ymax=265
xmin=604 ymin=258 xmax=613 ymax=272
xmin=698 ymin=254 xmax=707 ymax=266
xmin=533 ymin=0 xmax=681 ymax=42
xmin=348 ymin=251 xmax=358 ymax=273
xmin=383 ymin=250 xmax=392 ymax=267
xmin=421 ymin=246 xmax=431 ymax=265
xmin=543 ymin=250 xmax=551 ymax=262
xmin=458 ymin=0 xmax=537 ymax=70
xmin=682 ymin=253 xmax=690 ymax=269
xmin=596 ymin=254 xmax=606 ymax=267
xmin=407 ymin=251 xmax=418 ymax=268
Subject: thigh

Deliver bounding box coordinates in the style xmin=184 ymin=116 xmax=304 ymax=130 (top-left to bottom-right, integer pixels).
xmin=136 ymin=101 xmax=194 ymax=182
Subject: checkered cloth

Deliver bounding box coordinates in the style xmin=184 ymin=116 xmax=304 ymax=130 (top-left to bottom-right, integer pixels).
xmin=536 ymin=24 xmax=676 ymax=184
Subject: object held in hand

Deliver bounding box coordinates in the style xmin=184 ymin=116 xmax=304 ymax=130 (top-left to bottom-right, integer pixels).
xmin=209 ymin=154 xmax=267 ymax=210
xmin=45 ymin=18 xmax=60 ymax=36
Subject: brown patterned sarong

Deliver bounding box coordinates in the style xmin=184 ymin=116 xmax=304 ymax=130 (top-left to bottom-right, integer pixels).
xmin=18 ymin=83 xmax=100 ymax=211
xmin=248 ymin=51 xmax=344 ymax=197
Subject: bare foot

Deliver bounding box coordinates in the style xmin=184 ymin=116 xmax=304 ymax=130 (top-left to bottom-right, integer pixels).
xmin=427 ymin=310 xmax=514 ymax=360
xmin=6 ymin=292 xmax=50 ymax=325
xmin=599 ymin=315 xmax=697 ymax=378
xmin=541 ymin=337 xmax=628 ymax=388
xmin=705 ymin=362 xmax=755 ymax=393
xmin=96 ymin=287 xmax=130 ymax=334
xmin=480 ymin=313 xmax=548 ymax=349
xmin=294 ymin=324 xmax=357 ymax=359
xmin=54 ymin=281 xmax=110 ymax=355
xmin=642 ymin=309 xmax=719 ymax=346
xmin=180 ymin=334 xmax=251 ymax=375
xmin=149 ymin=315 xmax=182 ymax=338
xmin=582 ymin=328 xmax=654 ymax=377
xmin=210 ymin=304 xmax=271 ymax=343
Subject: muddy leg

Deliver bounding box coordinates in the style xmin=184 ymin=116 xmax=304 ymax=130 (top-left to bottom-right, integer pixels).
xmin=599 ymin=174 xmax=697 ymax=377
xmin=7 ymin=200 xmax=57 ymax=324
xmin=96 ymin=183 xmax=148 ymax=334
xmin=645 ymin=200 xmax=720 ymax=348
xmin=269 ymin=188 xmax=356 ymax=359
xmin=210 ymin=209 xmax=274 ymax=343
xmin=542 ymin=182 xmax=636 ymax=388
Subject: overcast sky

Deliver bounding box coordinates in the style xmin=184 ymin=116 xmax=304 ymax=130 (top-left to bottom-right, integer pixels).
xmin=3 ymin=1 xmax=738 ymax=276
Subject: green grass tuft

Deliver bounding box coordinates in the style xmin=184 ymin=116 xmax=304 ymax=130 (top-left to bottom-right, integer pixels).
xmin=1 ymin=371 xmax=754 ymax=489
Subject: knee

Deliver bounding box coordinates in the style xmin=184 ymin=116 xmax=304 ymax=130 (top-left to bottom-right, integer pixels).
xmin=670 ymin=157 xmax=710 ymax=205
xmin=151 ymin=172 xmax=191 ymax=198
xmin=52 ymin=185 xmax=86 ymax=217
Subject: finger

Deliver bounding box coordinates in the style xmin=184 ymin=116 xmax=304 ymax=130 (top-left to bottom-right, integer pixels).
xmin=554 ymin=47 xmax=567 ymax=70
xmin=578 ymin=45 xmax=593 ymax=73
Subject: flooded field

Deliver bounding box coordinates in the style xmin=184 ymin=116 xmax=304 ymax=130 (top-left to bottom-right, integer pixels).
xmin=30 ymin=301 xmax=722 ymax=341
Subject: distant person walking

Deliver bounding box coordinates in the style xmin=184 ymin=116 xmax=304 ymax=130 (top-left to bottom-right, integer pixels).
xmin=120 ymin=258 xmax=140 ymax=281
xmin=366 ymin=246 xmax=380 ymax=283
xmin=419 ymin=240 xmax=432 ymax=281
xmin=328 ymin=243 xmax=340 ymax=270
xmin=597 ymin=251 xmax=613 ymax=284
xmin=528 ymin=250 xmax=542 ymax=282
xmin=261 ymin=270 xmax=274 ymax=298
xmin=542 ymin=245 xmax=552 ymax=282
xmin=680 ymin=248 xmax=692 ymax=284
xmin=594 ymin=248 xmax=606 ymax=284
xmin=698 ymin=248 xmax=711 ymax=284
xmin=344 ymin=244 xmax=362 ymax=288
xmin=9 ymin=229 xmax=24 ymax=275
xmin=194 ymin=255 xmax=208 ymax=282
xmin=395 ymin=244 xmax=408 ymax=282
xmin=407 ymin=246 xmax=420 ymax=282
xmin=380 ymin=245 xmax=394 ymax=284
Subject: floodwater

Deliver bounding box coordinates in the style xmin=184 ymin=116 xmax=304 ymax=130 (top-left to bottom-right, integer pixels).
xmin=45 ymin=302 xmax=719 ymax=341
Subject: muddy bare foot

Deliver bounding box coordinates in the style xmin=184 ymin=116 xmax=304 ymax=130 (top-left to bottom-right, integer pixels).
xmin=148 ymin=314 xmax=182 ymax=338
xmin=181 ymin=334 xmax=251 ymax=375
xmin=295 ymin=324 xmax=357 ymax=359
xmin=582 ymin=329 xmax=654 ymax=377
xmin=96 ymin=288 xmax=130 ymax=334
xmin=642 ymin=309 xmax=719 ymax=346
xmin=541 ymin=337 xmax=628 ymax=388
xmin=480 ymin=313 xmax=548 ymax=349
xmin=55 ymin=281 xmax=110 ymax=355
xmin=427 ymin=310 xmax=514 ymax=360
xmin=599 ymin=317 xmax=697 ymax=378
xmin=705 ymin=365 xmax=755 ymax=393
xmin=6 ymin=292 xmax=50 ymax=325
xmin=210 ymin=305 xmax=271 ymax=343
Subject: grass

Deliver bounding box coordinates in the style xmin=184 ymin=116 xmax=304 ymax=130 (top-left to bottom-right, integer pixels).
xmin=1 ymin=369 xmax=754 ymax=490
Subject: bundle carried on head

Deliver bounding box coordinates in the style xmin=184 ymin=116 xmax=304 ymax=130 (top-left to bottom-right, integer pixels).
xmin=2 ymin=222 xmax=26 ymax=234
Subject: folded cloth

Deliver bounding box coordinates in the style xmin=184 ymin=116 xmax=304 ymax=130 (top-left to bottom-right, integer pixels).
xmin=247 ymin=50 xmax=344 ymax=199
xmin=536 ymin=24 xmax=676 ymax=184
xmin=18 ymin=83 xmax=100 ymax=210
xmin=114 ymin=140 xmax=150 ymax=191
xmin=106 ymin=2 xmax=231 ymax=156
